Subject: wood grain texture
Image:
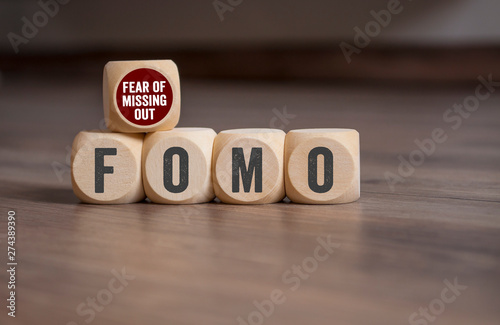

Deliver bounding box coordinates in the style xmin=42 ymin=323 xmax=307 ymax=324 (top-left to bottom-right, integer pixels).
xmin=0 ymin=74 xmax=499 ymax=325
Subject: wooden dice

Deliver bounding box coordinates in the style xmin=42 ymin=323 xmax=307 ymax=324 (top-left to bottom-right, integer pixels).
xmin=71 ymin=59 xmax=362 ymax=205
xmin=285 ymin=129 xmax=360 ymax=204
xmin=142 ymin=128 xmax=216 ymax=204
xmin=71 ymin=131 xmax=145 ymax=204
xmin=103 ymin=60 xmax=180 ymax=133
xmin=70 ymin=127 xmax=360 ymax=205
xmin=212 ymin=129 xmax=286 ymax=204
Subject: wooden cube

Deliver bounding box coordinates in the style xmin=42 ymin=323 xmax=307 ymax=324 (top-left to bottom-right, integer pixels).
xmin=103 ymin=60 xmax=181 ymax=133
xmin=142 ymin=127 xmax=217 ymax=204
xmin=285 ymin=129 xmax=360 ymax=204
xmin=71 ymin=131 xmax=145 ymax=204
xmin=212 ymin=129 xmax=286 ymax=204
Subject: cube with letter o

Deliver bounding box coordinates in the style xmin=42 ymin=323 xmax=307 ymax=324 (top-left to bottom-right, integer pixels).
xmin=285 ymin=129 xmax=360 ymax=204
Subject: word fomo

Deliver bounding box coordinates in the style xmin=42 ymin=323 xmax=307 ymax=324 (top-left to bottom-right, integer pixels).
xmin=71 ymin=60 xmax=360 ymax=205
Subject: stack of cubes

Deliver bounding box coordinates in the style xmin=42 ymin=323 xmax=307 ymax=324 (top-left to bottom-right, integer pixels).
xmin=71 ymin=60 xmax=360 ymax=205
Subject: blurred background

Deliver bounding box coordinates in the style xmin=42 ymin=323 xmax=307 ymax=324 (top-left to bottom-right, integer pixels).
xmin=1 ymin=0 xmax=500 ymax=81
xmin=1 ymin=3 xmax=500 ymax=325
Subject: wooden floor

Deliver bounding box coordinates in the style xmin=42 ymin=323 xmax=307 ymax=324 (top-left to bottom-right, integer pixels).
xmin=0 ymin=73 xmax=499 ymax=325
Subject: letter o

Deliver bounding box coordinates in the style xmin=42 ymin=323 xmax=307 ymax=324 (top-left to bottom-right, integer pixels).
xmin=429 ymin=298 xmax=445 ymax=315
xmin=134 ymin=108 xmax=141 ymax=120
xmin=308 ymin=147 xmax=334 ymax=193
xmin=365 ymin=21 xmax=381 ymax=37
xmin=153 ymin=81 xmax=160 ymax=92
xmin=164 ymin=147 xmax=189 ymax=193
xmin=97 ymin=289 xmax=113 ymax=306
xmin=33 ymin=11 xmax=49 ymax=27
xmin=302 ymin=257 xmax=318 ymax=273
xmin=464 ymin=95 xmax=480 ymax=112
xmin=248 ymin=311 xmax=264 ymax=325
xmin=409 ymin=149 xmax=425 ymax=166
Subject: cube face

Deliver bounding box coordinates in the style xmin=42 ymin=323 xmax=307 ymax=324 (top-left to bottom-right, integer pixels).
xmin=103 ymin=60 xmax=181 ymax=133
xmin=142 ymin=128 xmax=216 ymax=204
xmin=212 ymin=129 xmax=286 ymax=204
xmin=285 ymin=129 xmax=360 ymax=204
xmin=71 ymin=131 xmax=145 ymax=204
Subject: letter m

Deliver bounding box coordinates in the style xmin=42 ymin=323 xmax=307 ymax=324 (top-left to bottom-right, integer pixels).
xmin=232 ymin=147 xmax=262 ymax=193
xmin=122 ymin=95 xmax=132 ymax=107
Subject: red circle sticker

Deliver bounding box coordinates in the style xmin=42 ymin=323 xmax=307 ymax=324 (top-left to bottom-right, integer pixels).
xmin=116 ymin=68 xmax=173 ymax=126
